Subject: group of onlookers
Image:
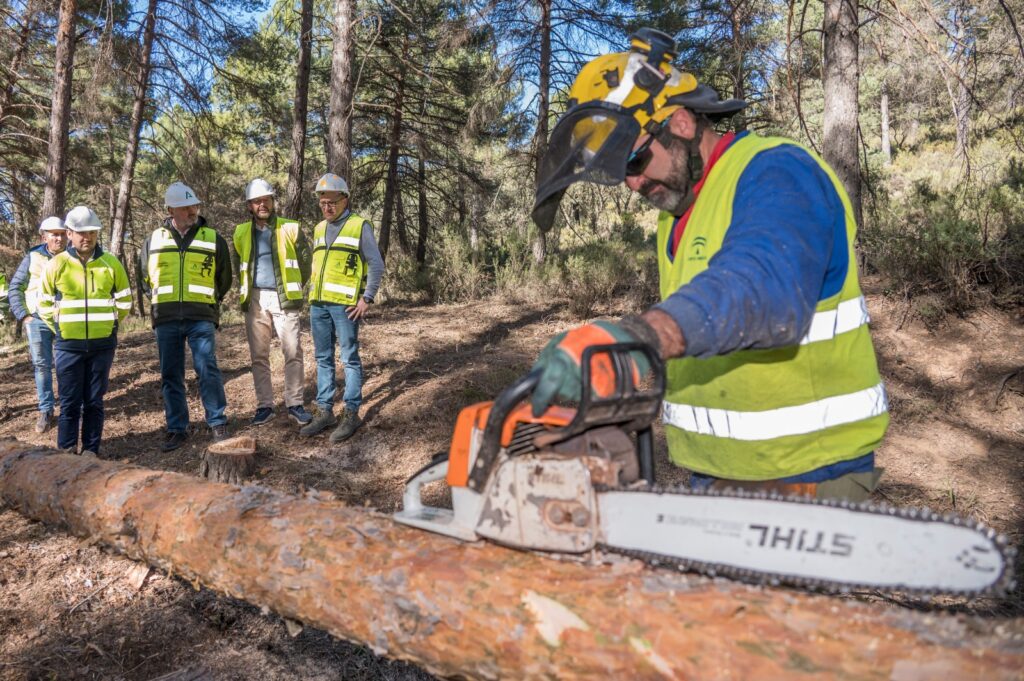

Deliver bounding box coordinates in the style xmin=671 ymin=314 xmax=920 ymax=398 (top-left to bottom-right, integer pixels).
xmin=1 ymin=174 xmax=384 ymax=457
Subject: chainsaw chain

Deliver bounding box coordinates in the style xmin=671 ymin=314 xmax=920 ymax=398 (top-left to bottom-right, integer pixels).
xmin=592 ymin=483 xmax=1019 ymax=598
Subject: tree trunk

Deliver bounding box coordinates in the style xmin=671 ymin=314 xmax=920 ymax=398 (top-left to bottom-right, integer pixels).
xmin=0 ymin=5 xmax=38 ymax=134
xmin=326 ymin=0 xmax=355 ymax=179
xmin=530 ymin=0 xmax=552 ymax=264
xmin=729 ymin=0 xmax=748 ymax=131
xmin=109 ymin=0 xmax=158 ymax=259
xmin=415 ymin=151 xmax=428 ymax=267
xmin=285 ymin=0 xmax=314 ymax=219
xmin=395 ymin=186 xmax=410 ymax=255
xmin=880 ymin=83 xmax=891 ymax=165
xmin=822 ymin=0 xmax=861 ymax=227
xmin=378 ymin=36 xmax=409 ymax=262
xmin=41 ymin=0 xmax=79 ymax=219
xmin=954 ymin=72 xmax=970 ymax=163
xmin=1 ymin=442 xmax=1022 ymax=680
xmin=198 ymin=436 xmax=258 ymax=485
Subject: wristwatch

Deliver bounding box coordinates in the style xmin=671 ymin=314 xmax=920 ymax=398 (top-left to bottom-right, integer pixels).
xmin=362 ymin=295 xmax=374 ymax=304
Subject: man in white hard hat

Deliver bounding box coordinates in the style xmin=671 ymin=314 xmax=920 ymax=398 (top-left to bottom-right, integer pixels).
xmin=140 ymin=182 xmax=233 ymax=452
xmin=232 ymin=178 xmax=313 ymax=426
xmin=8 ymin=216 xmax=69 ymax=433
xmin=299 ymin=173 xmax=385 ymax=441
xmin=37 ymin=207 xmax=131 ymax=456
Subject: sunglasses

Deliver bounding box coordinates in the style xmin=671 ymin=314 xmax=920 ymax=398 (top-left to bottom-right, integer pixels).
xmin=625 ymin=123 xmax=663 ymax=177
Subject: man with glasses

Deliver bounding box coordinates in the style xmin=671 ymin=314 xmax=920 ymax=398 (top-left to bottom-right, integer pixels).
xmin=528 ymin=29 xmax=889 ymax=502
xmin=8 ymin=217 xmax=69 ymax=433
xmin=233 ymin=178 xmax=313 ymax=427
xmin=300 ymin=173 xmax=384 ymax=442
xmin=140 ymin=182 xmax=233 ymax=451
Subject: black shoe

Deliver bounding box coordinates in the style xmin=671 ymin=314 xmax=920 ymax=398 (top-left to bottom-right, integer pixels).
xmin=162 ymin=431 xmax=188 ymax=452
xmin=251 ymin=407 xmax=275 ymax=426
xmin=211 ymin=424 xmax=229 ymax=441
xmin=287 ymin=405 xmax=313 ymax=425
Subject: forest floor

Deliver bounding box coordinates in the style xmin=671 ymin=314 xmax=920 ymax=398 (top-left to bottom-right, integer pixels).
xmin=1 ymin=278 xmax=1023 ymax=680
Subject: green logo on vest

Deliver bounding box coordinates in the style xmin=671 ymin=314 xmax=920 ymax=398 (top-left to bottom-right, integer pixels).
xmin=689 ymin=236 xmax=708 ymax=262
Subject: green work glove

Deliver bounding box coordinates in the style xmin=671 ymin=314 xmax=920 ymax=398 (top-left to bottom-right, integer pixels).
xmin=530 ymin=317 xmax=657 ymax=417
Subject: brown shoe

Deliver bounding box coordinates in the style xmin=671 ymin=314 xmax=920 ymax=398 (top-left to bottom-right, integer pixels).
xmin=35 ymin=411 xmax=54 ymax=434
xmin=329 ymin=409 xmax=363 ymax=443
xmin=299 ymin=408 xmax=337 ymax=437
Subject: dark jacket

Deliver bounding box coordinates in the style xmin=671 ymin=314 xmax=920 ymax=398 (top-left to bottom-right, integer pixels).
xmin=139 ymin=217 xmax=232 ymax=327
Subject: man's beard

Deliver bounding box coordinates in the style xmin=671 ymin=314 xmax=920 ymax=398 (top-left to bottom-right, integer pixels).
xmin=636 ymin=131 xmax=700 ymax=216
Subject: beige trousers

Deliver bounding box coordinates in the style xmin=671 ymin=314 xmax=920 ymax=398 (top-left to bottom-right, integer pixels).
xmin=245 ymin=289 xmax=304 ymax=409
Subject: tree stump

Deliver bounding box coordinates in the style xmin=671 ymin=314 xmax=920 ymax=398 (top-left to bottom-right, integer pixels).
xmin=198 ymin=436 xmax=257 ymax=485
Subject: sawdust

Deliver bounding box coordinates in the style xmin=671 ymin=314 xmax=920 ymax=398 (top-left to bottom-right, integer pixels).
xmin=0 ymin=287 xmax=1022 ymax=679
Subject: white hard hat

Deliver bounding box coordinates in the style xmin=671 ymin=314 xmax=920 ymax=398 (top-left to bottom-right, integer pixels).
xmin=314 ymin=173 xmax=349 ymax=195
xmin=38 ymin=216 xmax=65 ymax=233
xmin=64 ymin=206 xmax=103 ymax=232
xmin=164 ymin=181 xmax=202 ymax=208
xmin=245 ymin=178 xmax=275 ymax=202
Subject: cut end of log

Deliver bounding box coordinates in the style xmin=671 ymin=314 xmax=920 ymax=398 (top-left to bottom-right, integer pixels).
xmin=198 ymin=436 xmax=257 ymax=485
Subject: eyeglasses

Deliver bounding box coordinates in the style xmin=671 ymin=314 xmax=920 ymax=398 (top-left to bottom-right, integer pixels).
xmin=625 ymin=123 xmax=663 ymax=177
xmin=318 ymin=197 xmax=345 ymax=207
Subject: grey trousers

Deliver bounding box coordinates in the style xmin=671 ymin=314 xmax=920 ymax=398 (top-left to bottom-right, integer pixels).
xmin=245 ymin=289 xmax=304 ymax=409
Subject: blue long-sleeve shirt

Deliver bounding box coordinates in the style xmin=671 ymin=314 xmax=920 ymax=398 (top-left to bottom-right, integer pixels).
xmin=654 ymin=133 xmax=849 ymax=359
xmin=654 ymin=133 xmax=872 ymax=483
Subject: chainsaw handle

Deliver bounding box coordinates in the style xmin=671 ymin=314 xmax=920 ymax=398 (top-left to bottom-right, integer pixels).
xmin=466 ymin=368 xmax=542 ymax=492
xmin=466 ymin=343 xmax=664 ymax=492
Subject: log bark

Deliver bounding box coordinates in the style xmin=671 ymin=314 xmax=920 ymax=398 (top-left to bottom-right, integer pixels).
xmin=1 ymin=440 xmax=1022 ymax=680
xmin=198 ymin=436 xmax=257 ymax=484
xmin=41 ymin=0 xmax=79 ymax=219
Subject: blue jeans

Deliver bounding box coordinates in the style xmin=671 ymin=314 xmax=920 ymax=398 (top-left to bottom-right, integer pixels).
xmin=25 ymin=317 xmax=56 ymax=413
xmin=154 ymin=320 xmax=227 ymax=432
xmin=55 ymin=345 xmax=115 ymax=454
xmin=310 ymin=303 xmax=362 ymax=413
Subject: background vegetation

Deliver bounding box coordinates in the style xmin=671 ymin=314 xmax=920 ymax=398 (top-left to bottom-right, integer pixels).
xmin=1 ymin=0 xmax=1022 ymax=321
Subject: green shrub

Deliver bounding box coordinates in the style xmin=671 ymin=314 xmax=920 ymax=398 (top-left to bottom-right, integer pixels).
xmin=861 ymin=177 xmax=1024 ymax=314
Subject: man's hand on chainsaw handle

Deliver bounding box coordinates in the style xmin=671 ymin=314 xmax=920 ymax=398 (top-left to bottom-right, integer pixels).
xmin=530 ymin=314 xmax=678 ymax=417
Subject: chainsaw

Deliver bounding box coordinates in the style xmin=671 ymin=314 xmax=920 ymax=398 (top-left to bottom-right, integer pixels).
xmin=394 ymin=343 xmax=1016 ymax=596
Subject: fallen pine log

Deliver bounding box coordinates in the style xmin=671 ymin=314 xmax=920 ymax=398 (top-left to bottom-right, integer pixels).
xmin=1 ymin=439 xmax=1021 ymax=680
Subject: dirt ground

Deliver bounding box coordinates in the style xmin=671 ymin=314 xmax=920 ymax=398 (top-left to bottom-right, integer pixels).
xmin=1 ymin=280 xmax=1023 ymax=680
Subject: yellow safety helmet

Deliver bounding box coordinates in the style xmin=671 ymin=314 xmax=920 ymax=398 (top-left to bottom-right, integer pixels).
xmin=532 ymin=28 xmax=746 ymax=231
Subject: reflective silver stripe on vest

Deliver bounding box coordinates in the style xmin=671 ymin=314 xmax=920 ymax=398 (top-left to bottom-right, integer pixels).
xmin=662 ymin=382 xmax=888 ymax=441
xmin=188 ymin=284 xmax=215 ymax=296
xmin=191 ymin=239 xmax=216 ymax=252
xmin=59 ymin=313 xmax=117 ymax=323
xmin=150 ymin=234 xmax=178 ymax=249
xmin=800 ymin=296 xmax=869 ymax=345
xmin=58 ymin=299 xmax=114 ymax=308
xmin=323 ymin=282 xmax=357 ymax=297
xmin=285 ymin=282 xmax=302 ymax=292
xmin=154 ymin=285 xmax=174 ymax=296
xmin=338 ymin=236 xmax=359 ymax=248
xmin=285 ymin=259 xmax=299 ymax=269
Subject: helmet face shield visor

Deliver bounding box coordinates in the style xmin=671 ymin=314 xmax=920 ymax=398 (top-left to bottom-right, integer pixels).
xmin=532 ymin=102 xmax=641 ymax=232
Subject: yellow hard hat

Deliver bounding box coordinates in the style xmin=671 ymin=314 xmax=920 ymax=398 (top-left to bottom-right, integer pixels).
xmin=532 ymin=29 xmax=746 ymax=231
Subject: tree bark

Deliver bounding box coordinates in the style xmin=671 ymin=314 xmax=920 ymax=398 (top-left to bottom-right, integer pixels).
xmin=822 ymin=0 xmax=861 ymax=227
xmin=1 ymin=442 xmax=1022 ymax=680
xmin=530 ymin=0 xmax=552 ymax=264
xmin=326 ymin=0 xmax=355 ymax=179
xmin=729 ymin=0 xmax=748 ymax=131
xmin=198 ymin=436 xmax=258 ymax=485
xmin=285 ymin=0 xmax=314 ymax=219
xmin=109 ymin=0 xmax=159 ymax=259
xmin=880 ymin=83 xmax=891 ymax=165
xmin=378 ymin=36 xmax=409 ymax=262
xmin=0 ymin=5 xmax=39 ymax=135
xmin=41 ymin=0 xmax=79 ymax=219
xmin=415 ymin=150 xmax=428 ymax=267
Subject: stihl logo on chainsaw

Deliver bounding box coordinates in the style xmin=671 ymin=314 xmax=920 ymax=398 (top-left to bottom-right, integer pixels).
xmin=747 ymin=524 xmax=855 ymax=557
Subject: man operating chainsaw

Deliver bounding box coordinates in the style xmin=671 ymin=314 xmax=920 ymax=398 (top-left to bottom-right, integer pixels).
xmin=530 ymin=29 xmax=890 ymax=502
